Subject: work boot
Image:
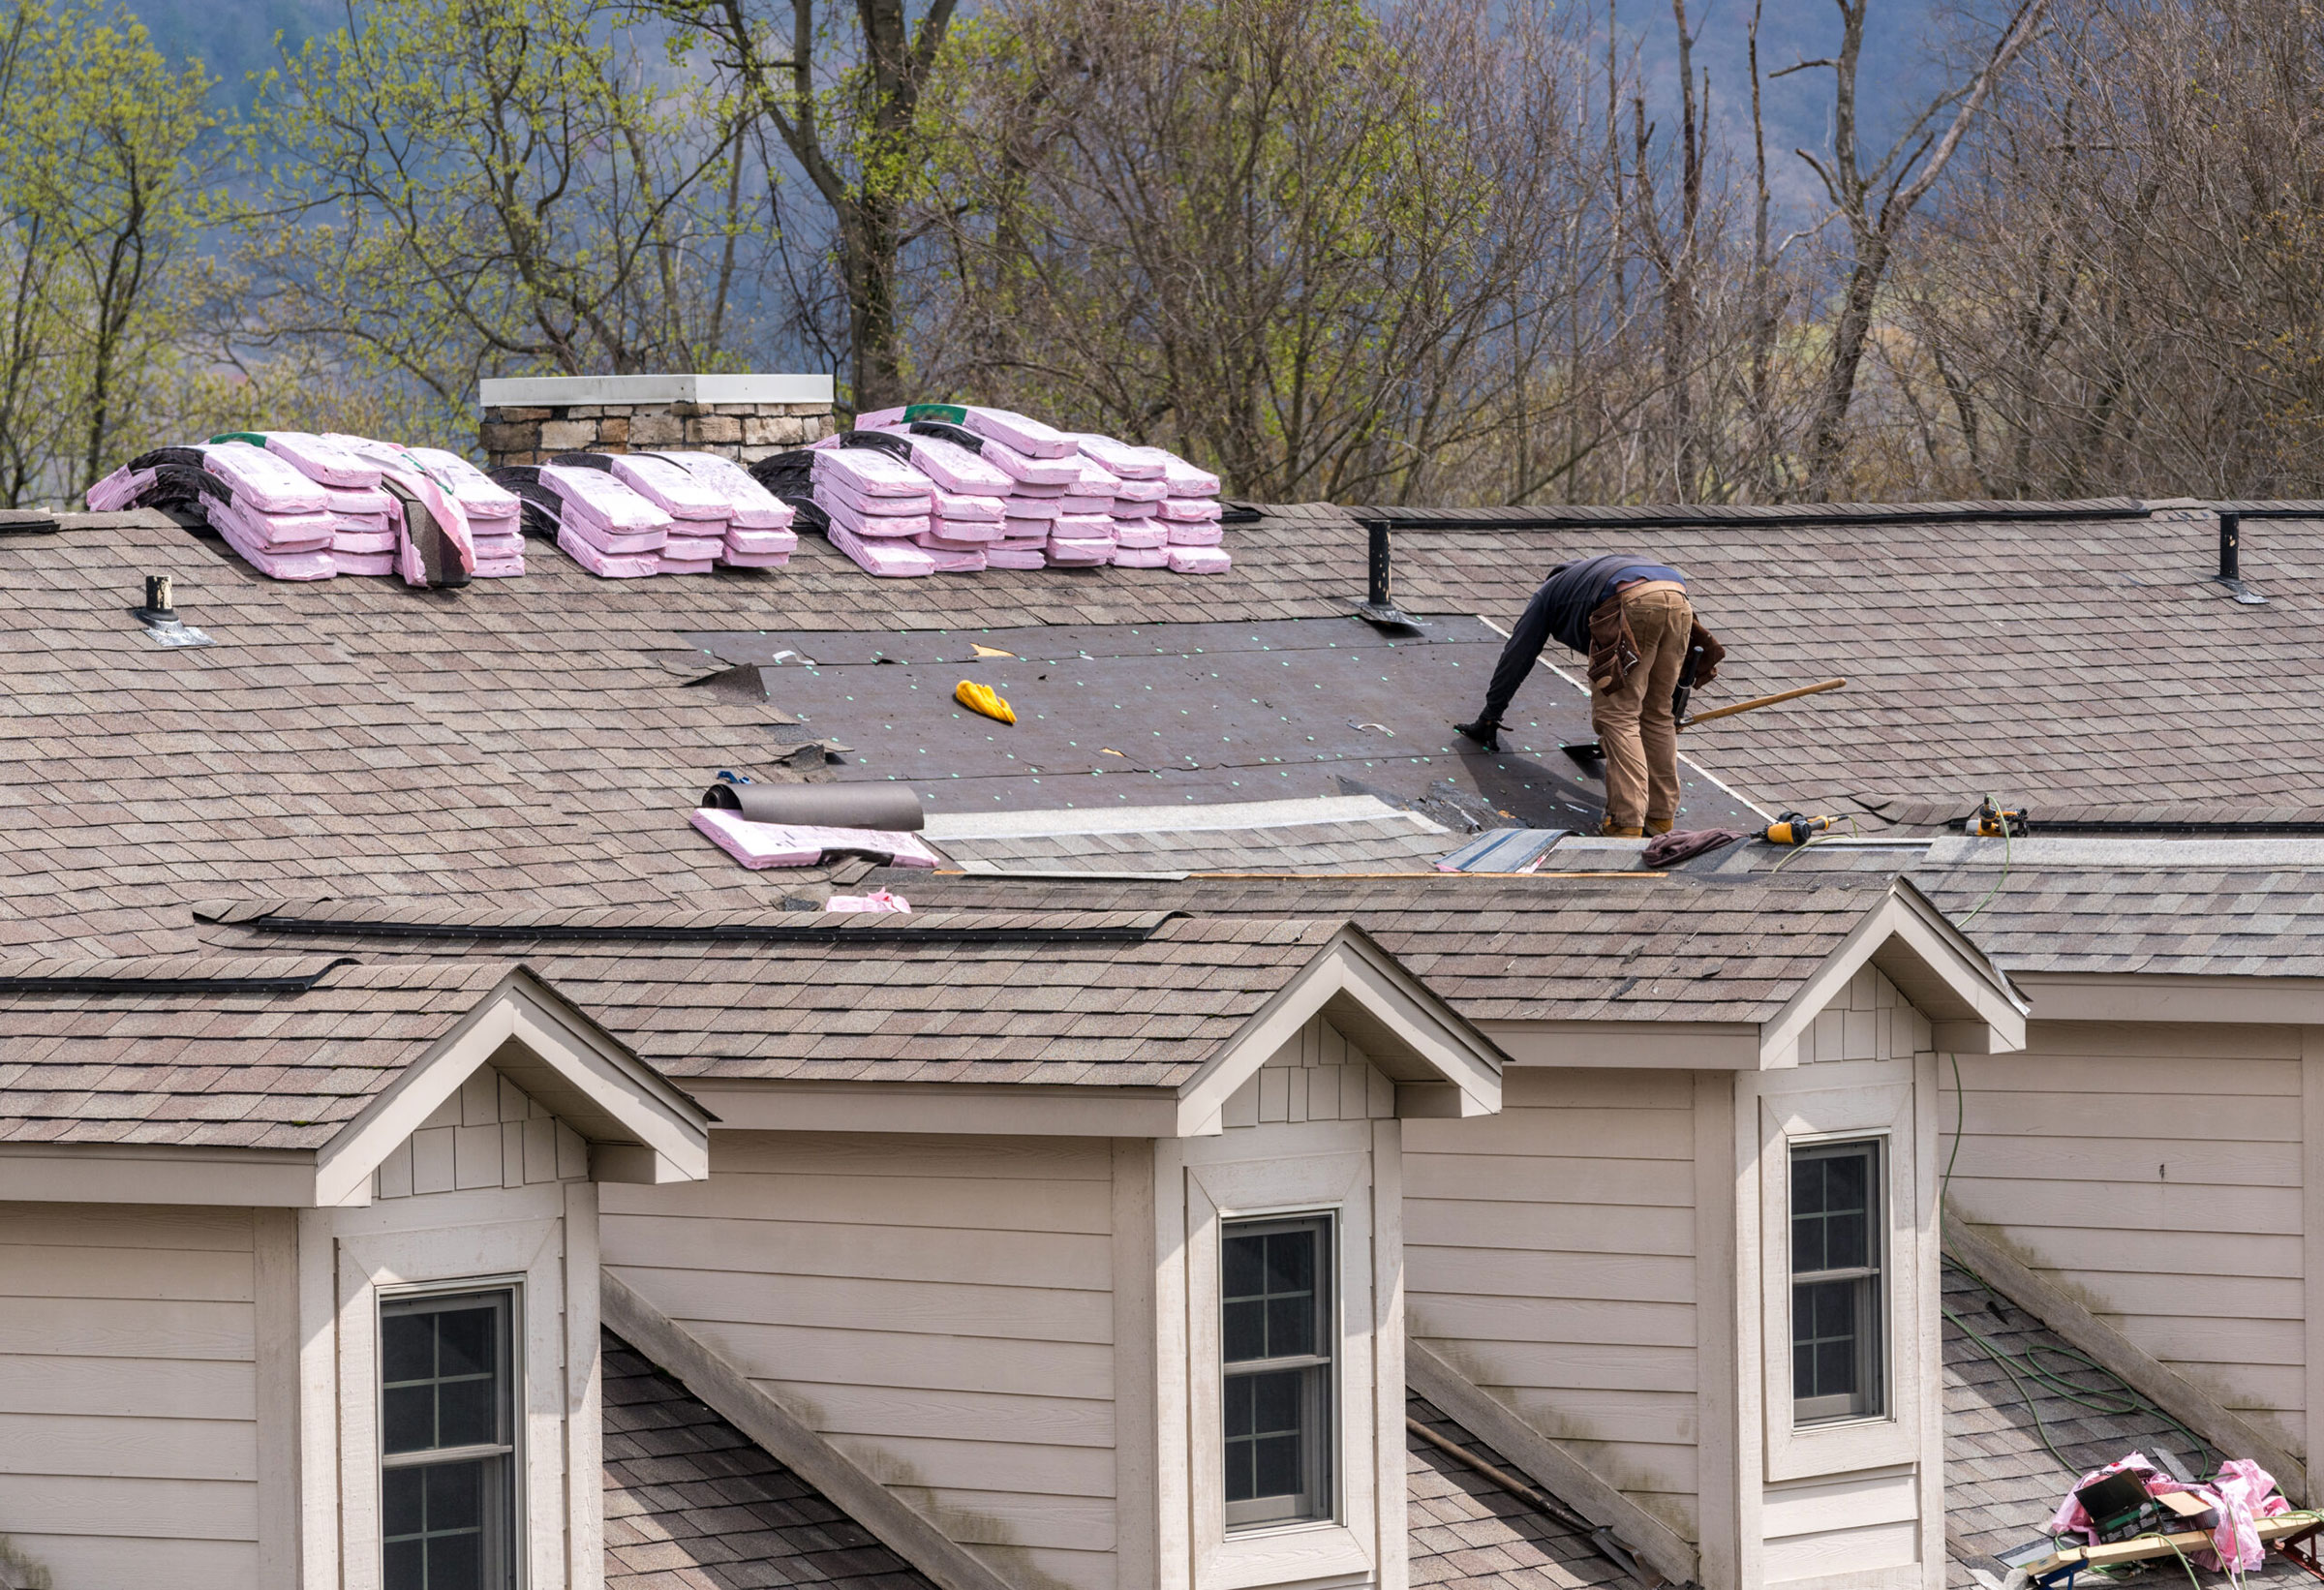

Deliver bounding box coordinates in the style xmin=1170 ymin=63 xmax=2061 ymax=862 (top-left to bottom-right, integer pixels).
xmin=1645 ymin=817 xmax=1674 ymax=836
xmin=1453 ymin=719 xmax=1502 ymax=751
xmin=1601 ymin=819 xmax=1644 ymax=838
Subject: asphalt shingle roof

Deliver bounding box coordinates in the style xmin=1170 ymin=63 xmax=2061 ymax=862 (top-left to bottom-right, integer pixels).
xmin=1406 ymin=1395 xmax=1625 ymax=1590
xmin=0 ymin=958 xmax=515 ymax=1148
xmin=601 ymin=1329 xmax=937 ymax=1590
xmin=1941 ymin=1257 xmax=2309 ymax=1587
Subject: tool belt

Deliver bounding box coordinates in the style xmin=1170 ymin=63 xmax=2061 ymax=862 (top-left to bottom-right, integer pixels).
xmin=1587 ymin=592 xmax=1724 ymax=695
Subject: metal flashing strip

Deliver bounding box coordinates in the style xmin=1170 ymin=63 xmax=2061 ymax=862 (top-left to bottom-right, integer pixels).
xmin=0 ymin=956 xmax=354 ymax=995
xmin=923 ymin=793 xmax=1435 ymax=841
xmin=1432 ymin=828 xmax=1570 ymax=872
xmin=1349 ymin=498 xmax=2151 ymax=533
xmin=222 ymin=911 xmax=1177 ymax=947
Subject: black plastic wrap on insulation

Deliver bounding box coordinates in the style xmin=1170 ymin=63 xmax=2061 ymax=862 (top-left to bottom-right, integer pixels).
xmin=486 ymin=465 xmax=564 ymax=539
xmin=747 ymin=447 xmax=817 ymax=503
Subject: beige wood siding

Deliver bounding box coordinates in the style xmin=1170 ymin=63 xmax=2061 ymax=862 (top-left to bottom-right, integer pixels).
xmin=602 ymin=1132 xmax=1121 ymax=1590
xmin=1404 ymin=1066 xmax=1703 ymax=1543
xmin=1944 ymin=1021 xmax=2307 ymax=1453
xmin=1800 ymin=966 xmax=1933 ymax=1065
xmin=1220 ymin=1015 xmax=1398 ymax=1127
xmin=374 ymin=1068 xmax=591 ymax=1199
xmin=1761 ymin=1469 xmax=1919 ymax=1583
xmin=0 ymin=1203 xmax=259 ymax=1586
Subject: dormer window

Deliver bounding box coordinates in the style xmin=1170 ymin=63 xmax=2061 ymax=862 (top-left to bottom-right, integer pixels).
xmin=1221 ymin=1215 xmax=1335 ymax=1528
xmin=382 ymin=1289 xmax=518 ymax=1589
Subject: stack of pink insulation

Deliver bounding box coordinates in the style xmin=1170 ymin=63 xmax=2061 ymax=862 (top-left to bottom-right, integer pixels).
xmin=406 ymin=447 xmax=526 ymax=576
xmin=839 ymin=405 xmax=1231 ymax=575
xmin=196 ymin=441 xmax=338 ymax=580
xmin=263 ymin=433 xmax=399 ymax=575
xmin=536 ymin=462 xmax=671 ymax=577
xmin=647 ymin=451 xmax=798 ymax=566
xmin=809 ymin=443 xmax=950 ymax=576
xmin=313 ymin=434 xmax=480 ymax=585
xmin=1073 ymin=433 xmax=1231 ymax=573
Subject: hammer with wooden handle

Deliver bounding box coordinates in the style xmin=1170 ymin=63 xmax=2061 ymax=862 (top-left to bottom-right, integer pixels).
xmin=1561 ymin=677 xmax=1846 ymax=764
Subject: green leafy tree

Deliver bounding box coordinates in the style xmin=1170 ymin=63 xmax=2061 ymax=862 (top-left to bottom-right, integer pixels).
xmin=0 ymin=0 xmax=213 ymax=502
xmin=237 ymin=0 xmax=757 ymax=445
xmin=653 ymin=0 xmax=959 ymax=413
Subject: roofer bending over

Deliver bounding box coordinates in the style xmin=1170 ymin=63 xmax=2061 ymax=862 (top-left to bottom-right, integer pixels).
xmin=1456 ymin=556 xmax=1725 ymax=837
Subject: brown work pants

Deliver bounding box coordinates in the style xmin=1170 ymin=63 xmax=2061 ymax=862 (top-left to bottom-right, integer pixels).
xmin=1593 ymin=586 xmax=1692 ymax=830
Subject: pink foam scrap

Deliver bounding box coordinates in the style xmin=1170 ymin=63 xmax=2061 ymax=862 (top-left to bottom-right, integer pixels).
xmin=332 ymin=527 xmax=398 ymax=554
xmin=985 ymin=545 xmax=1048 ymax=569
xmin=1057 ymin=494 xmax=1114 ymax=515
xmin=1070 ymin=432 xmax=1170 ymax=479
xmin=1112 ymin=520 xmax=1168 ymax=549
xmin=1158 ymin=496 xmax=1224 ymax=523
xmin=556 ymin=524 xmax=659 ymax=577
xmin=541 ymin=463 xmax=669 ymax=535
xmin=827 ymin=521 xmax=938 ymax=576
xmin=654 ymin=450 xmax=795 ymax=529
xmin=827 ymin=889 xmax=915 ymax=911
xmin=959 ymin=405 xmax=1077 ymax=459
xmin=816 ymin=474 xmax=933 ymax=518
xmin=1161 ymin=454 xmax=1220 ymax=496
xmin=557 ymin=509 xmax=666 ymax=556
xmin=723 ymin=525 xmax=798 ymax=556
xmin=215 ymin=495 xmax=333 ymax=552
xmin=404 ymin=446 xmax=523 ymax=518
xmin=864 ymin=425 xmax=1016 ymax=494
xmin=927 ymin=547 xmax=989 ymax=573
xmin=663 ymin=533 xmax=725 ymax=562
xmin=1166 ymin=520 xmax=1223 ymax=546
xmin=820 ymin=494 xmax=931 ymax=539
xmin=200 ymin=442 xmax=329 ymax=514
xmin=1111 ymin=546 xmax=1171 ymax=567
xmin=330 ymin=550 xmax=396 ymax=576
xmin=932 ymin=488 xmax=1005 ymax=521
xmin=976 ymin=435 xmax=1078 ymax=485
xmin=1054 ymin=512 xmax=1116 ymax=539
xmin=850 ymin=406 xmax=911 ymax=429
xmin=1169 ymin=546 xmax=1233 ymax=574
xmin=719 ymin=549 xmax=791 ymax=568
xmin=811 ymin=445 xmax=933 ymax=498
xmin=608 ymin=451 xmax=729 ymax=520
xmin=265 ymin=431 xmax=382 ymax=489
xmin=85 ymin=465 xmax=153 ymax=511
xmin=472 ymin=554 xmax=526 ymax=577
xmin=692 ymin=808 xmax=943 ymax=870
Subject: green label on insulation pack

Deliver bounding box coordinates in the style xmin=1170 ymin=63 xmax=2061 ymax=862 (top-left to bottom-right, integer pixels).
xmin=902 ymin=404 xmax=966 ymax=424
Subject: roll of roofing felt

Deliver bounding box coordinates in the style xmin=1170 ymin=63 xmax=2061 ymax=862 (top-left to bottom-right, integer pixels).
xmin=699 ymin=781 xmax=927 ymax=832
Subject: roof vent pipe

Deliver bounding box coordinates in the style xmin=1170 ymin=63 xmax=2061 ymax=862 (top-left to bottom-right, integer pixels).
xmin=1351 ymin=520 xmax=1424 ymax=630
xmin=2214 ymin=511 xmax=2268 ymax=604
xmin=129 ymin=571 xmax=213 ymax=647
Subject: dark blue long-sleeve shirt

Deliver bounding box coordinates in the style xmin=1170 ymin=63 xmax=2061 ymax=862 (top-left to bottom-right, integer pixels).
xmin=1477 ymin=556 xmax=1683 ymax=723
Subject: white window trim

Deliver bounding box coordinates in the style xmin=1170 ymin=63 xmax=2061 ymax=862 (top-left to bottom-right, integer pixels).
xmin=1761 ymin=1082 xmax=1921 ymax=1483
xmin=1186 ymin=1144 xmax=1379 ymax=1590
xmin=308 ymin=1183 xmax=596 ymax=1590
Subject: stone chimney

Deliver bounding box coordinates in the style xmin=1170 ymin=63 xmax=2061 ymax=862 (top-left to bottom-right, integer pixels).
xmin=477 ymin=374 xmax=837 ymax=468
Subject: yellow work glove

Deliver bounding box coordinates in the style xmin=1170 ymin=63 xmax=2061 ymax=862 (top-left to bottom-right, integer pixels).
xmin=955 ymin=679 xmax=1016 ymax=724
